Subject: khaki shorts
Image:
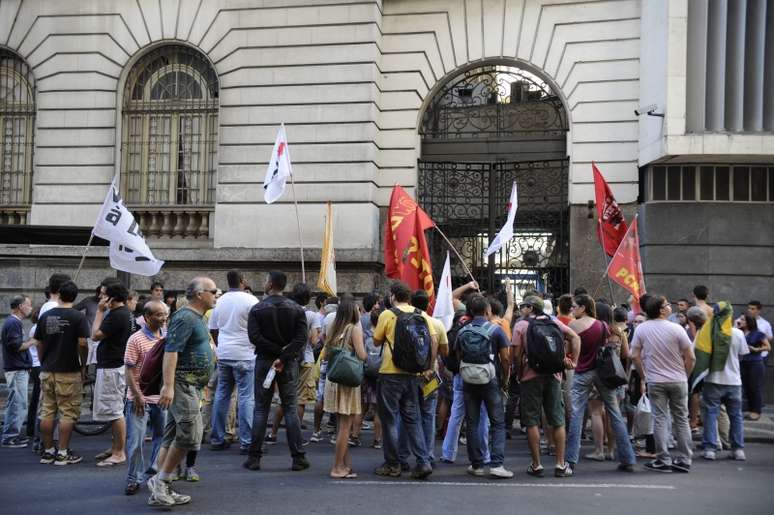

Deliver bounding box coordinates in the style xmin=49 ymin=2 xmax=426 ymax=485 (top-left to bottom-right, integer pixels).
xmin=520 ymin=375 xmax=565 ymax=428
xmin=93 ymin=366 xmax=126 ymax=422
xmin=297 ymin=363 xmax=317 ymax=405
xmin=40 ymin=372 xmax=82 ymax=423
xmin=162 ymin=381 xmax=203 ymax=451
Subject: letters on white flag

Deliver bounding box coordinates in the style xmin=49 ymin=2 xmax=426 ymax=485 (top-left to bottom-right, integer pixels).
xmin=263 ymin=124 xmax=292 ymax=204
xmin=93 ymin=180 xmax=164 ymax=276
xmin=485 ymin=182 xmax=518 ymax=258
xmin=432 ymin=252 xmax=455 ymax=331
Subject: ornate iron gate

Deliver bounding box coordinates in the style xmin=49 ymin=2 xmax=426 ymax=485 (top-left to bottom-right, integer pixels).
xmin=418 ymin=159 xmax=569 ymax=296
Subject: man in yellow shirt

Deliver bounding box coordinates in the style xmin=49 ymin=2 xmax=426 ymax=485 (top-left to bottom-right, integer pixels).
xmin=373 ymin=282 xmax=437 ymax=479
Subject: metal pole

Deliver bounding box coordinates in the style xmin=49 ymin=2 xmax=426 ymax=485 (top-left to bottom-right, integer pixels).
xmin=73 ymin=232 xmax=95 ymax=283
xmin=433 ymin=225 xmax=479 ymax=291
xmin=289 ymin=172 xmax=306 ymax=283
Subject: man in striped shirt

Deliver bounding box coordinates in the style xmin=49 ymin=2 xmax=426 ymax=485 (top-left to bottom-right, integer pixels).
xmin=124 ymin=300 xmax=169 ymax=495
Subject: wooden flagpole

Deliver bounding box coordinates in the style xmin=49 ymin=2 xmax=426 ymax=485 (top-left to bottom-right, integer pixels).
xmin=289 ymin=172 xmax=306 ymax=283
xmin=432 ymin=225 xmax=479 ymax=291
xmin=595 ymin=220 xmax=616 ymax=305
xmin=73 ymin=232 xmax=95 ymax=283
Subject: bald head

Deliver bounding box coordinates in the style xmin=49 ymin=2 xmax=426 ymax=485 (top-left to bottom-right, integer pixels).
xmin=143 ymin=300 xmax=169 ymax=331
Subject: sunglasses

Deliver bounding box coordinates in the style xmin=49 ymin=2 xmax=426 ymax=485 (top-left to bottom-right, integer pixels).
xmin=202 ymin=289 xmax=218 ymax=295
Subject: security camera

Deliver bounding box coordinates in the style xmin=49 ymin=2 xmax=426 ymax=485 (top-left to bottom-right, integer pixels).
xmin=634 ymin=104 xmax=663 ymax=117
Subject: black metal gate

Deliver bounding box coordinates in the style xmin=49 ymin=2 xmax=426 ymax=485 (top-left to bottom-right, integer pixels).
xmin=418 ymin=158 xmax=569 ymax=296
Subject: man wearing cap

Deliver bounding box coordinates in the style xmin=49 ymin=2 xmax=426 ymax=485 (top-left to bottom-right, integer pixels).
xmin=511 ymin=296 xmax=580 ymax=478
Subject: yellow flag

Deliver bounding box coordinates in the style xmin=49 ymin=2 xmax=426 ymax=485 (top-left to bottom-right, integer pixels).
xmin=317 ymin=202 xmax=337 ymax=296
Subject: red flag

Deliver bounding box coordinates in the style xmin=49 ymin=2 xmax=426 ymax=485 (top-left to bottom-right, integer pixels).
xmin=607 ymin=215 xmax=646 ymax=312
xmin=384 ymin=185 xmax=435 ymax=306
xmin=593 ymin=162 xmax=628 ymax=257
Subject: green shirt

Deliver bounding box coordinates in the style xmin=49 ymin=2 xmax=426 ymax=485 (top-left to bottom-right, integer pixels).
xmin=165 ymin=307 xmax=214 ymax=388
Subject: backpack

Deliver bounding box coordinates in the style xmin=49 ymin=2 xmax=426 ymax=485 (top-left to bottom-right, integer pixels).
xmin=364 ymin=331 xmax=383 ymax=379
xmin=443 ymin=315 xmax=467 ymax=374
xmin=525 ymin=316 xmax=565 ymax=375
xmin=458 ymin=322 xmax=498 ymax=384
xmin=139 ymin=336 xmax=167 ymax=396
xmin=389 ymin=307 xmax=432 ymax=373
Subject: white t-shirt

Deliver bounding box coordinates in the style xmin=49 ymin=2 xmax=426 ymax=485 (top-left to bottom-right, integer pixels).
xmin=706 ymin=327 xmax=750 ymax=386
xmin=756 ymin=316 xmax=772 ymax=358
xmin=630 ymin=319 xmax=694 ymax=383
xmin=303 ymin=310 xmax=322 ymax=364
xmin=207 ymin=290 xmax=259 ymax=361
xmin=27 ymin=325 xmax=40 ymax=367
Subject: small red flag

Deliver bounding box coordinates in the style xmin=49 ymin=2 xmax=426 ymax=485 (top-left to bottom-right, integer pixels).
xmin=607 ymin=215 xmax=646 ymax=312
xmin=593 ymin=162 xmax=628 ymax=257
xmin=384 ymin=185 xmax=435 ymax=307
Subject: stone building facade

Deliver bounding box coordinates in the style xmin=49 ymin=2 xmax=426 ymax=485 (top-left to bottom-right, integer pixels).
xmin=0 ymin=0 xmax=772 ymax=321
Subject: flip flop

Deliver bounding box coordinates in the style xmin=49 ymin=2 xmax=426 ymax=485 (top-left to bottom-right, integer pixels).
xmin=97 ymin=458 xmax=126 ymax=467
xmin=94 ymin=451 xmax=112 ymax=461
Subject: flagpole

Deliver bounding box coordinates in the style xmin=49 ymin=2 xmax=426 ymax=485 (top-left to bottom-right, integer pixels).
xmin=597 ymin=221 xmax=617 ymax=305
xmin=73 ymin=232 xmax=95 ymax=283
xmin=432 ymin=225 xmax=479 ymax=291
xmin=289 ymin=172 xmax=306 ymax=283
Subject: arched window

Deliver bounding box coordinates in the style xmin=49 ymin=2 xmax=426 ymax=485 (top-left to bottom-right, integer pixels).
xmin=121 ymin=45 xmax=218 ymax=207
xmin=0 ymin=49 xmax=35 ymax=222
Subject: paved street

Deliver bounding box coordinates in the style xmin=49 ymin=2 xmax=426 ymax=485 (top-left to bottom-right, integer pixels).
xmin=1 ymin=423 xmax=771 ymax=515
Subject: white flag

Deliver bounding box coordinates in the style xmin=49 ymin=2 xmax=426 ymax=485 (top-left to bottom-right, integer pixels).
xmin=432 ymin=252 xmax=455 ymax=331
xmin=485 ymin=182 xmax=518 ymax=258
xmin=263 ymin=124 xmax=292 ymax=204
xmin=92 ymin=179 xmax=164 ymax=276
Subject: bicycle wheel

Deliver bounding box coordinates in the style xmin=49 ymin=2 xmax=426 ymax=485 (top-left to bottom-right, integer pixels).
xmin=74 ymin=381 xmax=111 ymax=436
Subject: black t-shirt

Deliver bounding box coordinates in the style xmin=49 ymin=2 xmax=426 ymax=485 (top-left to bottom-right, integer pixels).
xmin=96 ymin=305 xmax=134 ymax=369
xmin=35 ymin=307 xmax=90 ymax=373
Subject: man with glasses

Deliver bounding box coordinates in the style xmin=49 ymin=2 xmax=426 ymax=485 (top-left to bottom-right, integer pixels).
xmin=631 ymin=295 xmax=695 ymax=473
xmin=146 ymin=277 xmax=217 ymax=507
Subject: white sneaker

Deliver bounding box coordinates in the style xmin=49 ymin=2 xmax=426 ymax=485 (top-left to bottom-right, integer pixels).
xmin=702 ymin=449 xmax=717 ymax=461
xmin=732 ymin=449 xmax=746 ymax=461
xmin=489 ymin=465 xmax=514 ymax=479
xmin=168 ymin=488 xmax=192 ymax=505
xmin=146 ymin=476 xmax=174 ymax=506
xmin=466 ymin=465 xmax=485 ymax=477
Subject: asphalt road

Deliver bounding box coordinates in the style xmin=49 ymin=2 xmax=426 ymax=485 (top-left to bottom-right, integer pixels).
xmin=1 ymin=426 xmax=772 ymax=515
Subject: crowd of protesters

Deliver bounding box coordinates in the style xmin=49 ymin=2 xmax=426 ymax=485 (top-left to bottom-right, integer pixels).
xmin=2 ymin=271 xmax=771 ymax=506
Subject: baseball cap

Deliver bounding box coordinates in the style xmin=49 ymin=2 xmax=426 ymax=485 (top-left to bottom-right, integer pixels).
xmin=520 ymin=295 xmax=545 ymax=312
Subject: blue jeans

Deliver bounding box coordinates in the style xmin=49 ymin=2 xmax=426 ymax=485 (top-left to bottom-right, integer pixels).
xmin=399 ymin=391 xmax=438 ymax=464
xmin=566 ymin=370 xmax=636 ymax=465
xmin=463 ymin=378 xmax=506 ymax=468
xmin=248 ymin=358 xmax=305 ymax=460
xmin=125 ymin=400 xmax=166 ymax=484
xmin=211 ymin=359 xmax=255 ymax=448
xmin=702 ymin=382 xmax=744 ymax=450
xmin=2 ymin=370 xmax=30 ymax=441
xmin=441 ymin=374 xmax=489 ymax=463
xmin=377 ymin=374 xmax=429 ymax=467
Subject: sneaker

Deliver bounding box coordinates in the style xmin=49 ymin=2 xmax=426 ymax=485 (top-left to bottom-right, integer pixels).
xmin=309 ymin=432 xmax=323 ymax=443
xmin=555 ymin=463 xmax=573 ymax=477
xmin=242 ymin=457 xmax=261 ymax=471
xmin=329 ymin=434 xmax=337 ymax=444
xmin=644 ymin=459 xmax=673 ymax=472
xmin=185 ymin=466 xmax=200 ymax=481
xmin=374 ymin=463 xmax=401 ymax=477
xmin=732 ymin=449 xmax=746 ymax=461
xmin=291 ymin=456 xmax=310 ymax=471
xmin=489 ymin=465 xmax=514 ymax=479
xmin=1 ymin=437 xmax=29 ymax=449
xmin=371 ymin=439 xmax=382 ymax=450
xmin=264 ymin=434 xmax=277 ymax=445
xmin=167 ymin=487 xmax=192 ymax=505
xmin=440 ymin=457 xmax=454 ymax=464
xmin=39 ymin=450 xmax=56 ymax=464
xmin=671 ymin=460 xmax=690 ymax=473
xmin=54 ymin=449 xmax=83 ymax=466
xmin=210 ymin=441 xmax=231 ymax=451
xmin=458 ymin=435 xmax=467 ymax=446
xmin=584 ymin=451 xmax=605 ymax=461
xmin=348 ymin=436 xmax=361 ymax=447
xmin=146 ymin=476 xmax=175 ymax=506
xmin=702 ymin=449 xmax=717 ymax=461
xmin=411 ymin=463 xmax=433 ymax=479
xmin=301 ymin=439 xmax=310 ymax=447
xmin=617 ymin=463 xmax=635 ymax=473
xmin=360 ymin=421 xmax=373 ymax=431
xmin=125 ymin=482 xmax=140 ymax=495
xmin=526 ymin=463 xmax=544 ymax=477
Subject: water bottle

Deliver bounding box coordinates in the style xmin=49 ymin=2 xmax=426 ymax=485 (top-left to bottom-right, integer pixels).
xmin=262 ymin=367 xmax=276 ymax=389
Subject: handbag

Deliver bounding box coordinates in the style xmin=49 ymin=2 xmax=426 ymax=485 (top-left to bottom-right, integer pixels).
xmin=325 ymin=325 xmax=364 ymax=387
xmin=595 ymin=322 xmax=628 ymax=388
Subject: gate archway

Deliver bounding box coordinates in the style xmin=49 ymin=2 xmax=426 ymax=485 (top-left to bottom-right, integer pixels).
xmin=418 ymin=63 xmax=570 ymax=297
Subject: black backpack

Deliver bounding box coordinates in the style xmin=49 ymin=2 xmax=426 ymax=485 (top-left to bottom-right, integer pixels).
xmin=443 ymin=314 xmax=469 ymax=374
xmin=389 ymin=307 xmax=432 ymax=373
xmin=525 ymin=316 xmax=566 ymax=374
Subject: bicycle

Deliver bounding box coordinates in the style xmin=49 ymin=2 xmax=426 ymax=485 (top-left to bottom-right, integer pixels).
xmin=74 ymin=365 xmax=111 ymax=436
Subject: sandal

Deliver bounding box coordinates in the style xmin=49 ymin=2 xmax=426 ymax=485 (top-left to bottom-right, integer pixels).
xmin=97 ymin=458 xmax=126 ymax=467
xmin=94 ymin=450 xmax=112 ymax=461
